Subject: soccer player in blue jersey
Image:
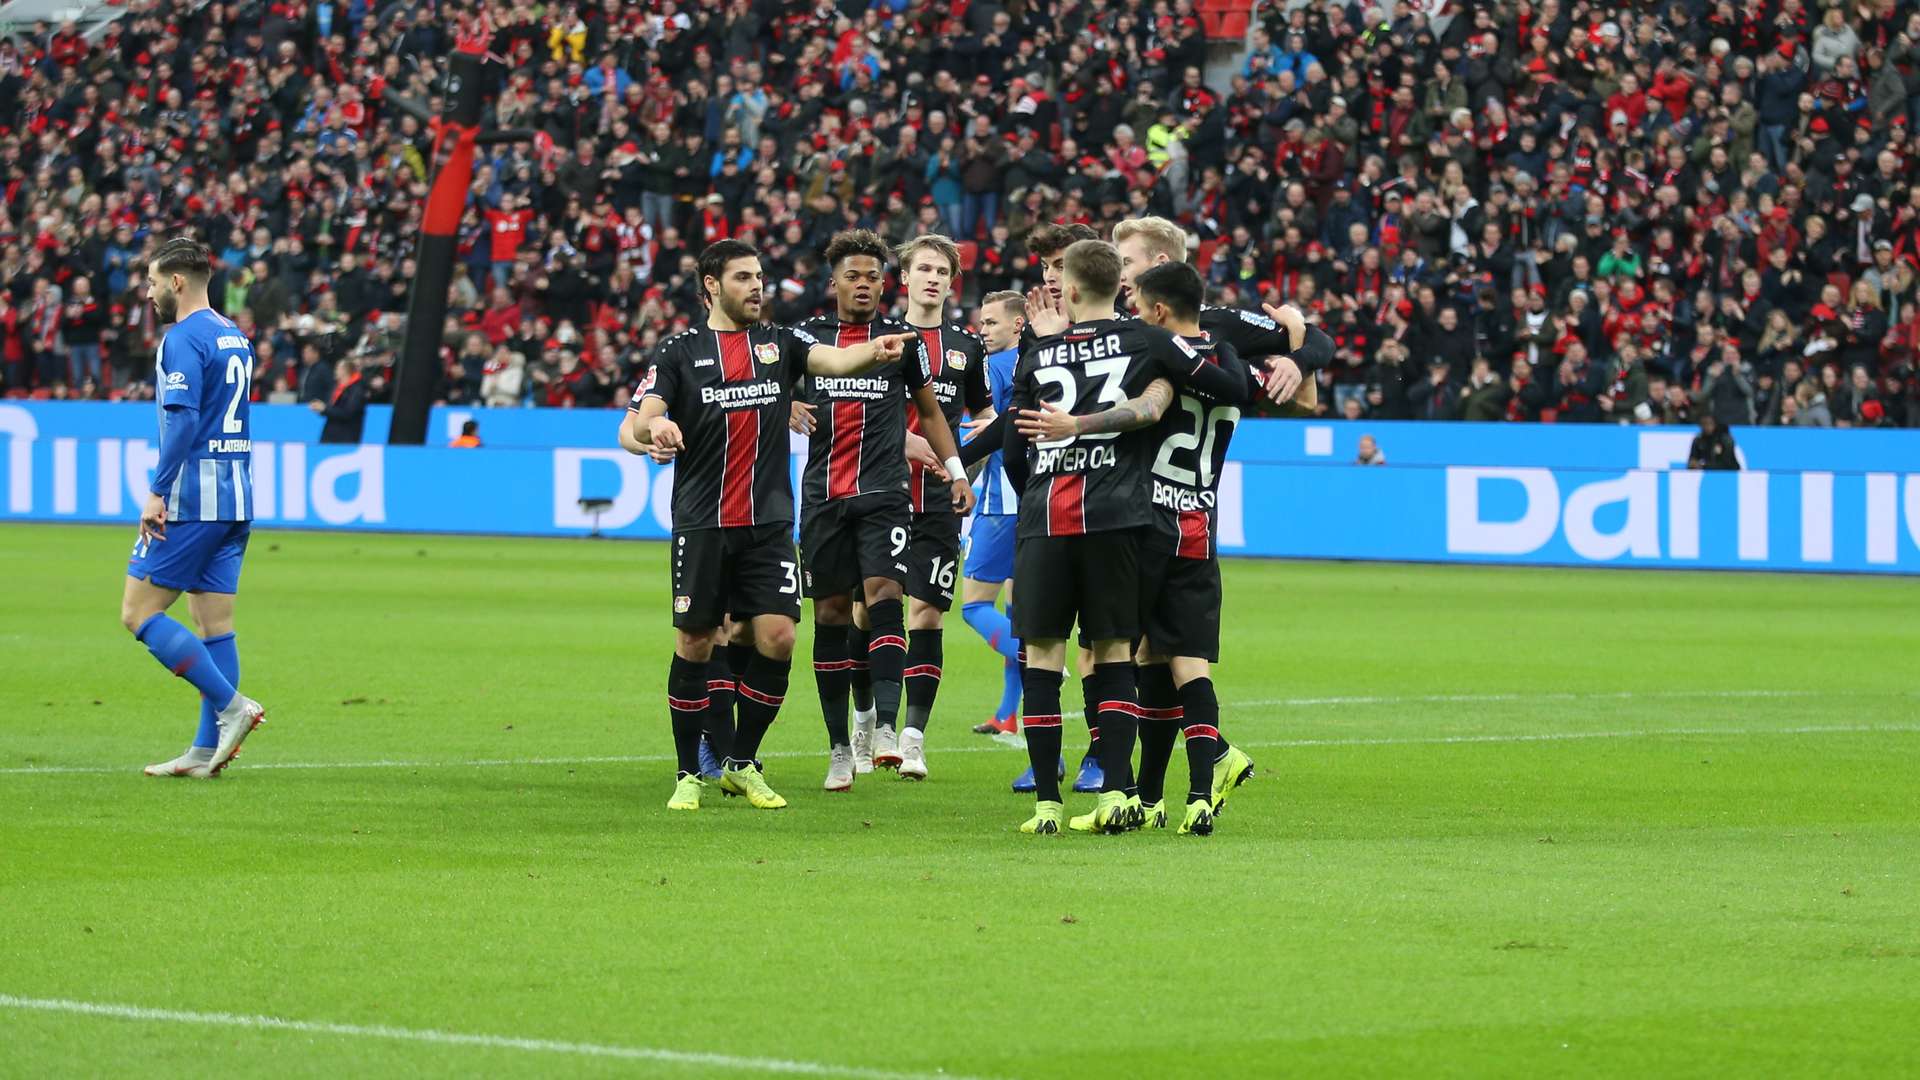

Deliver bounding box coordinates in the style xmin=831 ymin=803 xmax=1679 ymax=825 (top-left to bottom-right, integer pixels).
xmin=959 ymin=292 xmax=1026 ymax=743
xmin=123 ymin=238 xmax=267 ymax=778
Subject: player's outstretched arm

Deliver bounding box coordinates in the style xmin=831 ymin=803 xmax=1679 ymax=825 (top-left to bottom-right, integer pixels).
xmin=805 ymin=333 xmax=914 ymax=376
xmin=911 ymin=385 xmax=976 ymax=514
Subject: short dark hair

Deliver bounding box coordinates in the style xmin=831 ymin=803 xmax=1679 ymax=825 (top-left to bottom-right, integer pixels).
xmin=1061 ymin=239 xmax=1122 ymax=301
xmin=698 ymin=239 xmax=760 ymax=298
xmin=1132 ymin=261 xmax=1205 ymax=321
xmin=1026 ymin=222 xmax=1098 ymax=260
xmin=824 ymin=228 xmax=891 ymax=270
xmin=150 ymin=237 xmax=212 ymax=281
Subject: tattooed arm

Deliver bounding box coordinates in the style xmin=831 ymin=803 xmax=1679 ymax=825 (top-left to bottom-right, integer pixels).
xmin=1013 ymin=377 xmax=1175 ymax=442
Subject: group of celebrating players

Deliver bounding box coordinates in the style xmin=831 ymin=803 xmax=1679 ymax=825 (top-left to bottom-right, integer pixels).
xmin=116 ymin=220 xmax=1331 ymax=836
xmin=620 ymin=216 xmax=1331 ymax=836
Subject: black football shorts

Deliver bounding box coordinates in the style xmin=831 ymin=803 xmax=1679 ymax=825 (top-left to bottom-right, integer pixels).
xmin=906 ymin=510 xmax=963 ymax=611
xmin=1137 ymin=548 xmax=1222 ymax=661
xmin=1012 ymin=529 xmax=1140 ymax=643
xmin=670 ymin=524 xmax=803 ymax=629
xmin=799 ymin=491 xmax=912 ymax=598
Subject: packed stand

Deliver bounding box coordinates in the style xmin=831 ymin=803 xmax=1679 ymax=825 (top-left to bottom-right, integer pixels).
xmin=3 ymin=0 xmax=1919 ymax=427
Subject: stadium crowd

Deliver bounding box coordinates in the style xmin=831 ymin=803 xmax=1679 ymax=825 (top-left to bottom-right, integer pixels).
xmin=4 ymin=0 xmax=1920 ymax=427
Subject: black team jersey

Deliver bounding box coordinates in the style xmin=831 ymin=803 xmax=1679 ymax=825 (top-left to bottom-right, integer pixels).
xmin=905 ymin=322 xmax=991 ymax=512
xmin=794 ymin=313 xmax=926 ymax=505
xmin=637 ymin=324 xmax=819 ymax=529
xmin=1006 ymin=319 xmax=1247 ymax=539
xmin=1145 ymin=332 xmax=1252 ymax=560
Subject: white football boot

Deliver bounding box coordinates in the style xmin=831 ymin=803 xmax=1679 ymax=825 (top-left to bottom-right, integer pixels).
xmin=824 ymin=744 xmax=856 ymax=792
xmin=208 ymin=695 xmax=266 ymax=774
xmin=897 ymin=728 xmax=927 ymax=781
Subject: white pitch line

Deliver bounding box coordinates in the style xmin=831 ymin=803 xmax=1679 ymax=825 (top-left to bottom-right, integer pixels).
xmin=2 ymin=689 xmax=1913 ymax=777
xmin=4 ymin=724 xmax=1916 ymax=778
xmin=0 ymin=994 xmax=992 ymax=1080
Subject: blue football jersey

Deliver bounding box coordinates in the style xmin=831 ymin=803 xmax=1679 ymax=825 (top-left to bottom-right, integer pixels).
xmin=154 ymin=308 xmax=255 ymax=522
xmin=970 ymin=346 xmax=1021 ymax=517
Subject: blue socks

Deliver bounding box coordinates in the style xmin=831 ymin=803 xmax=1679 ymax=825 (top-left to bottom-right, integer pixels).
xmin=136 ymin=613 xmax=237 ymax=714
xmin=997 ymin=657 xmax=1022 ymax=723
xmin=193 ymin=633 xmax=241 ymax=749
xmin=962 ymin=600 xmax=1021 ymax=662
xmin=963 ymin=600 xmax=1023 ymax=721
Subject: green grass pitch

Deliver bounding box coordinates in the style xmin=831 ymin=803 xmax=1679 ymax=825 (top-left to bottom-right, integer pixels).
xmin=2 ymin=522 xmax=1917 ymax=1078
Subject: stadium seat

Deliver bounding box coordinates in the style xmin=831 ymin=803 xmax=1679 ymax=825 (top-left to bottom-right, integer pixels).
xmin=957 ymin=241 xmax=979 ymax=272
xmin=1215 ymin=12 xmax=1250 ymax=39
xmin=1195 ymin=238 xmax=1223 ymax=272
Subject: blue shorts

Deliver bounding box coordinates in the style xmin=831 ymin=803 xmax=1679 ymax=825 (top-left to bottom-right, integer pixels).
xmin=963 ymin=514 xmax=1016 ymax=585
xmin=129 ymin=520 xmax=251 ymax=594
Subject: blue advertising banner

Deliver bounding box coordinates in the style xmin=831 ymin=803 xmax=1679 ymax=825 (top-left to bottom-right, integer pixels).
xmin=4 ymin=403 xmax=1917 ymax=573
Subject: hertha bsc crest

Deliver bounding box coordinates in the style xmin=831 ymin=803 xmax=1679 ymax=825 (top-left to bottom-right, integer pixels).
xmin=755 ymin=342 xmax=780 ymax=366
xmin=945 ymin=349 xmax=968 ymax=370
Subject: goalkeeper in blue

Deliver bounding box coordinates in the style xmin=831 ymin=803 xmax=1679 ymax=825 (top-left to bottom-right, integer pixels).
xmin=122 ymin=238 xmax=267 ymax=778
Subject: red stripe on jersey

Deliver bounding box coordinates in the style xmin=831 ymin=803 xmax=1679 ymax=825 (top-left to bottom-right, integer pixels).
xmin=829 ymin=401 xmax=864 ymax=499
xmin=1023 ymin=714 xmax=1063 ymax=729
xmin=868 ymin=634 xmax=907 ymax=652
xmin=720 ymin=411 xmax=758 ymax=527
xmin=903 ymin=664 xmax=943 ymax=680
xmin=717 ymin=329 xmax=754 ymax=381
xmin=667 ymin=695 xmax=711 ymax=712
xmin=919 ymin=328 xmax=944 ymax=377
xmin=1182 ymin=724 xmax=1222 ymax=741
xmin=1143 ymin=706 xmax=1185 ymax=721
xmin=813 ymin=660 xmax=858 ymax=672
xmin=717 ymin=332 xmax=759 ymax=527
xmin=828 ymin=322 xmax=873 ymax=500
xmin=1047 ymin=474 xmax=1086 ymax=535
xmin=1176 ymin=509 xmax=1211 ymax=559
xmin=1098 ymin=700 xmax=1149 ymax=718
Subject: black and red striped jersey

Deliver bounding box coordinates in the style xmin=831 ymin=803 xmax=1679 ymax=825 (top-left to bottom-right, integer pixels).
xmin=904 ymin=321 xmax=992 ymax=513
xmin=795 ymin=313 xmax=928 ymax=506
xmin=1009 ymin=319 xmax=1212 ymax=539
xmin=1144 ymin=333 xmax=1244 ymax=561
xmin=637 ymin=323 xmax=818 ymax=530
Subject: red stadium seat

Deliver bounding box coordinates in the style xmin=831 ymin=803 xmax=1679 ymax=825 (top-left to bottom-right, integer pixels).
xmin=1195 ymin=238 xmax=1223 ymax=272
xmin=957 ymin=241 xmax=979 ymax=272
xmin=1214 ymin=12 xmax=1250 ymax=40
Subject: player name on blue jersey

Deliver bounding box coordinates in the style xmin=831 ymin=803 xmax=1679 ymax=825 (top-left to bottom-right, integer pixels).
xmin=154 ymin=309 xmax=257 ymax=522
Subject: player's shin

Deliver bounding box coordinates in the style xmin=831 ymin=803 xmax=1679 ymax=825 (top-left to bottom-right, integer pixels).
xmin=666 ymin=655 xmax=711 ymax=778
xmin=812 ymin=627 xmax=854 ymax=749
xmin=1089 ymin=662 xmax=1141 ymax=795
xmin=866 ymin=598 xmax=907 ymax=733
xmin=904 ymin=629 xmax=943 ymax=731
xmin=731 ymin=651 xmax=792 ymax=765
xmin=136 ymin=613 xmax=238 ymax=711
xmin=1134 ymin=662 xmax=1182 ymax=807
xmin=194 ymin=632 xmax=240 ymax=750
xmin=726 ymin=640 xmax=756 ymax=724
xmin=961 ymin=600 xmax=1021 ymax=661
xmin=1021 ymin=667 xmax=1066 ymax=803
xmin=703 ymin=658 xmax=738 ymax=763
xmin=1180 ymin=677 xmax=1223 ymax=806
xmin=846 ymin=625 xmax=874 ymax=713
